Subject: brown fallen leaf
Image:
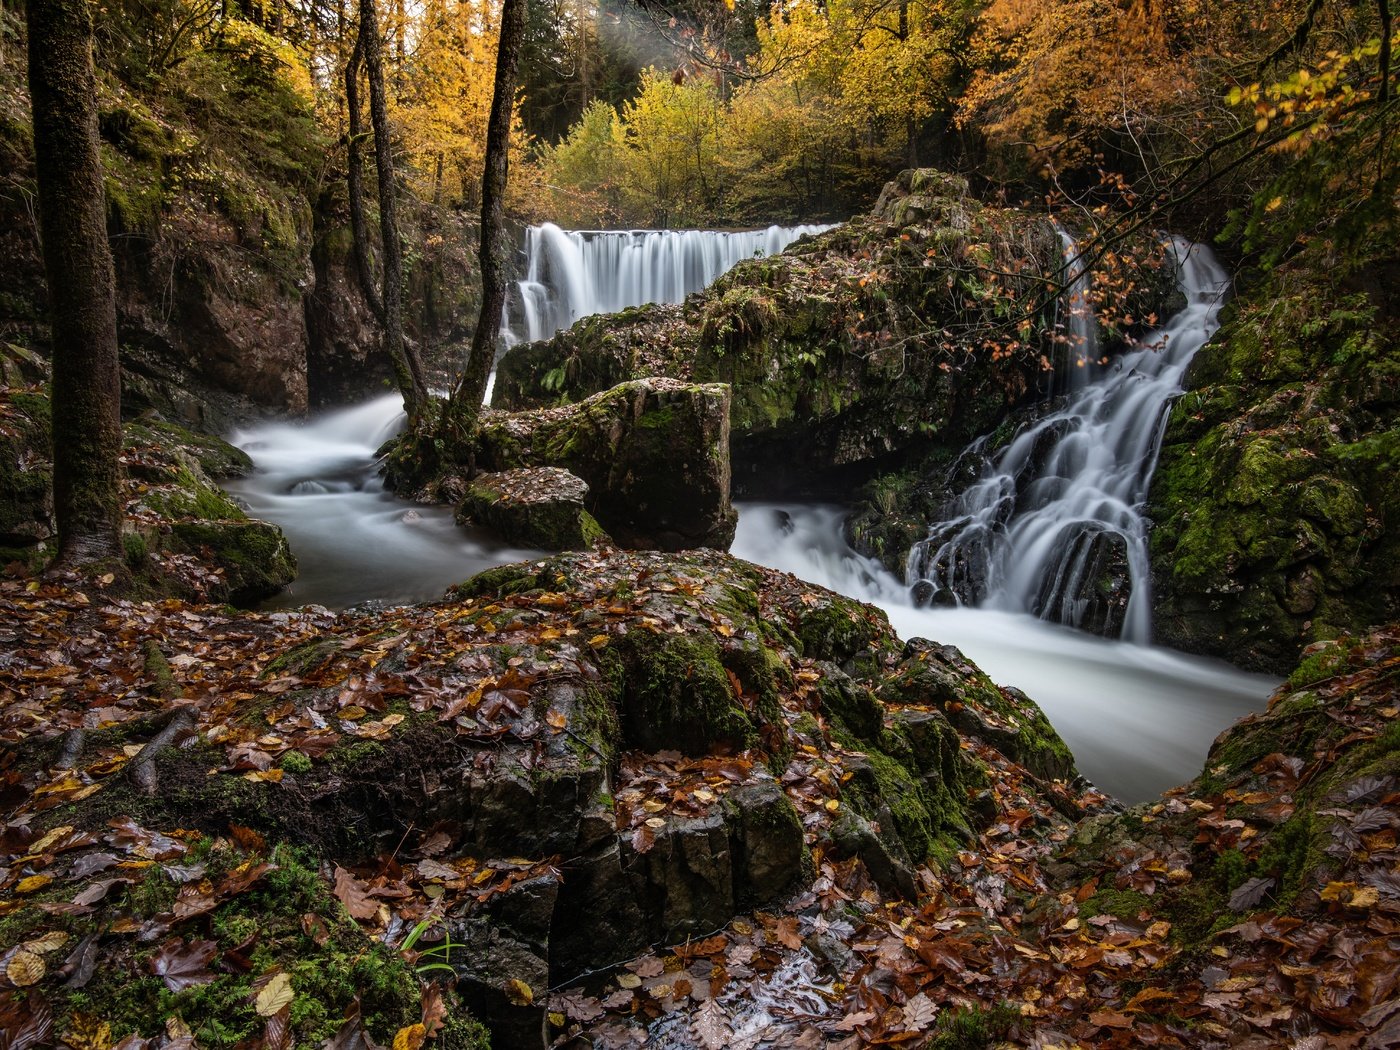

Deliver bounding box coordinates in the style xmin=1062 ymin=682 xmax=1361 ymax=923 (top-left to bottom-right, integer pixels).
xmin=149 ymin=937 xmax=218 ymax=992
xmin=333 ymin=866 xmax=380 ymax=921
xmin=692 ymin=999 xmax=732 ymax=1050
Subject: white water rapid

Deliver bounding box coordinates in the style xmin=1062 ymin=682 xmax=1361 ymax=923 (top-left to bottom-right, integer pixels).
xmin=732 ymin=504 xmax=1275 ymax=802
xmin=906 ymin=238 xmax=1230 ymax=643
xmin=503 ymin=222 xmax=835 ymax=346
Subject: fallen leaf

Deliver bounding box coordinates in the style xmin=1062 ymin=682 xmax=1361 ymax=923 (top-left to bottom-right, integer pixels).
xmin=505 ymin=979 xmax=533 ymax=1006
xmin=60 ymin=1013 xmax=112 ymax=1050
xmin=22 ymin=933 xmax=68 ymax=955
xmin=254 ymin=972 xmax=294 ymax=1017
xmin=692 ymin=999 xmax=732 ymax=1050
xmin=333 ymin=867 xmax=379 ymax=921
xmin=149 ymin=937 xmax=218 ymax=992
xmin=1228 ymin=877 xmax=1273 ymax=911
xmin=6 ymin=951 xmax=45 ymax=987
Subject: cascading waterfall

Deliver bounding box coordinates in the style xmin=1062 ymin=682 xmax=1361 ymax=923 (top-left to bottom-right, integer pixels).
xmin=1057 ymin=227 xmax=1099 ymax=389
xmin=502 ymin=222 xmax=835 ymax=346
xmin=906 ymin=237 xmax=1231 ymax=643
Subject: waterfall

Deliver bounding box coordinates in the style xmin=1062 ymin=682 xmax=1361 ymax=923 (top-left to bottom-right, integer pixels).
xmin=501 ymin=222 xmax=835 ymax=347
xmin=1057 ymin=227 xmax=1099 ymax=391
xmin=906 ymin=238 xmax=1230 ymax=644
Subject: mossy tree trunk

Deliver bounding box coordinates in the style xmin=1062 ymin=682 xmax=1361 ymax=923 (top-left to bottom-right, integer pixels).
xmin=27 ymin=0 xmax=124 ymax=567
xmin=450 ymin=0 xmax=525 ymax=424
xmin=355 ymin=0 xmax=428 ymax=419
xmin=344 ymin=35 xmax=384 ymax=325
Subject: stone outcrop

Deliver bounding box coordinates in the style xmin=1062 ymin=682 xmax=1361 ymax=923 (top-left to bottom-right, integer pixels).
xmin=473 ymin=378 xmax=738 ymax=551
xmin=455 ymin=466 xmax=608 ymax=550
xmin=0 ymin=545 xmax=1087 ymax=1047
xmin=0 ymin=379 xmax=295 ymax=601
xmin=491 ymin=169 xmax=1182 ymax=505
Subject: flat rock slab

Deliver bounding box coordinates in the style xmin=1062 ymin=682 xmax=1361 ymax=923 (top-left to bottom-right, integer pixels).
xmin=456 ymin=466 xmax=608 ymax=550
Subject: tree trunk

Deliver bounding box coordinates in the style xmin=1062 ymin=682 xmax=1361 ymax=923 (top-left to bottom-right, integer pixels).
xmin=27 ymin=0 xmax=124 ymax=567
xmin=344 ymin=36 xmax=385 ymax=325
xmin=358 ymin=0 xmax=428 ymax=417
xmin=452 ymin=0 xmax=526 ymax=419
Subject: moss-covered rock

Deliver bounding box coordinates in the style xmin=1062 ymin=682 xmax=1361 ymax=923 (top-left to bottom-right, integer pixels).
xmin=1149 ymin=255 xmax=1400 ymax=671
xmin=473 ymin=378 xmax=737 ymax=551
xmin=0 ymin=382 xmax=54 ymax=566
xmin=455 ymin=467 xmax=608 ymax=550
xmin=0 ymin=385 xmax=295 ymax=602
xmin=1029 ymin=622 xmax=1400 ymax=1040
xmin=493 ymin=170 xmax=1180 ymax=505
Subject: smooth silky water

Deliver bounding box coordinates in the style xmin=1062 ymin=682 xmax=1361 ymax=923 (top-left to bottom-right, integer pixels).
xmin=224 ymin=395 xmax=543 ymax=610
xmin=732 ymin=503 xmax=1275 ymax=803
xmin=226 ymin=226 xmax=1277 ymax=803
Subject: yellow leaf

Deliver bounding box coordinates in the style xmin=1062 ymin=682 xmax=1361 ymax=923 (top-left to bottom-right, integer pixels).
xmin=587 ymin=634 xmax=609 ymax=648
xmin=243 ymin=769 xmax=284 ymax=783
xmin=30 ymin=826 xmax=74 ymax=854
xmin=392 ymin=1024 xmax=426 ymax=1050
xmin=62 ymin=1014 xmax=112 ymax=1050
xmin=381 ymin=713 xmax=406 ymax=727
xmin=1347 ymin=886 xmax=1380 ymax=909
xmin=340 ymin=705 xmax=368 ymax=721
xmin=505 ymin=979 xmax=534 ymax=1006
xmin=616 ymin=973 xmax=642 ymax=990
xmin=824 ymin=799 xmax=841 ymax=813
xmin=1320 ymin=881 xmax=1355 ymax=902
xmin=16 ymin=874 xmax=51 ymax=894
xmin=6 ymin=950 xmax=44 ymax=986
xmin=23 ymin=931 xmax=69 ymax=954
xmin=254 ymin=971 xmax=295 ymax=1017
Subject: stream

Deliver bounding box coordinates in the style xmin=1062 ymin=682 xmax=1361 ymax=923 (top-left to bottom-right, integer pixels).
xmin=224 ymin=223 xmax=1278 ymax=804
xmin=224 ymin=394 xmax=1273 ymax=802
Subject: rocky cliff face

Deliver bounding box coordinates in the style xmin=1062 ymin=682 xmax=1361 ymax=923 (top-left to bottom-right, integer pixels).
xmin=491 ymin=170 xmax=1064 ymax=499
xmin=1149 ymin=255 xmax=1400 ymax=672
xmin=0 ymin=61 xmax=481 ymax=431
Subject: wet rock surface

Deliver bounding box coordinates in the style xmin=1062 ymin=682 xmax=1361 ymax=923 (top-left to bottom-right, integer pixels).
xmin=1150 ymin=260 xmax=1400 ymax=672
xmin=0 ymin=381 xmax=295 ymax=600
xmin=0 ymin=545 xmax=1089 ymax=1046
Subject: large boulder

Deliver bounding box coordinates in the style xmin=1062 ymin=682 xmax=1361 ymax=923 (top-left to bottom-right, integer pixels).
xmin=475 ymin=377 xmax=737 ymax=550
xmin=0 ymin=545 xmax=1091 ymax=1048
xmin=0 ymin=382 xmax=295 ymax=602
